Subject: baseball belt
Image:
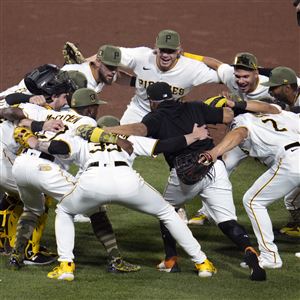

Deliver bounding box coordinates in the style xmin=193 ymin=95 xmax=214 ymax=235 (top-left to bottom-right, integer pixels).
xmin=22 ymin=148 xmax=55 ymax=162
xmin=88 ymin=161 xmax=128 ymax=168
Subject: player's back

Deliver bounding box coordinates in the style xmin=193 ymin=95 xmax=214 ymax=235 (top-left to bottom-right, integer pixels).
xmin=236 ymin=111 xmax=299 ymax=159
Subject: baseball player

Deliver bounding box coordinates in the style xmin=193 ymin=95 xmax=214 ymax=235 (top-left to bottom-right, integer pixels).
xmin=7 ymin=88 xmax=139 ymax=273
xmin=188 ymin=53 xmax=299 ymax=225
xmin=199 ymin=108 xmax=300 ymax=268
xmin=47 ymin=115 xmax=216 ymax=281
xmin=61 ymin=45 xmax=123 ymax=93
xmin=0 ymin=68 xmax=76 ymax=263
xmin=260 ymin=66 xmax=300 ymax=238
xmin=118 ymin=29 xmax=220 ymax=124
xmin=83 ymin=82 xmax=283 ymax=280
xmin=76 ymin=29 xmax=220 ymax=124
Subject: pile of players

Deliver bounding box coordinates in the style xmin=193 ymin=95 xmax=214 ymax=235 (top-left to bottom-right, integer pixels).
xmin=0 ymin=29 xmax=299 ymax=282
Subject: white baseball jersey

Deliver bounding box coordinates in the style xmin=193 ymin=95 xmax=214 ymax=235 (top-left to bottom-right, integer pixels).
xmin=56 ymin=136 xmax=207 ymax=265
xmin=73 ymin=135 xmax=157 ymax=171
xmin=0 ymin=103 xmax=56 ymax=194
xmin=230 ymin=111 xmax=300 ymax=266
xmin=0 ymin=79 xmax=30 ymax=98
xmin=217 ymin=64 xmax=273 ymax=100
xmin=61 ymin=62 xmax=105 ymax=93
xmin=11 ymin=104 xmax=97 ymax=215
xmin=232 ymin=111 xmax=300 ymax=159
xmin=119 ymin=47 xmax=220 ymax=124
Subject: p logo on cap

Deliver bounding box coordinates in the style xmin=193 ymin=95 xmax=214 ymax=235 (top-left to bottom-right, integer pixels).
xmin=155 ymin=29 xmax=181 ymax=50
xmin=96 ymin=45 xmax=121 ymax=66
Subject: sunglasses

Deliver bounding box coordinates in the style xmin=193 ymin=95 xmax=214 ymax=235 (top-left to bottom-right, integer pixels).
xmin=159 ymin=48 xmax=177 ymax=54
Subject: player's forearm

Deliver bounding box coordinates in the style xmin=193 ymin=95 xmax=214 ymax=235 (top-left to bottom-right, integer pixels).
xmin=245 ymin=100 xmax=281 ymax=114
xmin=105 ymin=123 xmax=148 ymax=136
xmin=0 ymin=107 xmax=26 ymax=121
xmin=116 ymin=70 xmax=136 ymax=86
xmin=183 ymin=52 xmax=222 ymax=70
xmin=5 ymin=93 xmax=31 ymax=105
xmin=29 ymin=138 xmax=70 ymax=155
xmin=209 ymin=128 xmax=247 ymax=160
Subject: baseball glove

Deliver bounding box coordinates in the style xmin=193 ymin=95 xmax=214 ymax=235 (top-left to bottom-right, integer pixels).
xmin=14 ymin=126 xmax=35 ymax=148
xmin=174 ymin=151 xmax=214 ymax=185
xmin=62 ymin=42 xmax=85 ymax=64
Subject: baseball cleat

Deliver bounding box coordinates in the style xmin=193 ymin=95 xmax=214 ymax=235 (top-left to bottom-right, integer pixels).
xmin=195 ymin=259 xmax=217 ymax=278
xmin=157 ymin=256 xmax=181 ymax=273
xmin=177 ymin=208 xmax=188 ymax=224
xmin=8 ymin=251 xmax=24 ymax=270
xmin=47 ymin=261 xmax=75 ymax=281
xmin=295 ymin=252 xmax=300 ymax=258
xmin=107 ymin=257 xmax=141 ymax=273
xmin=24 ymin=251 xmax=57 ymax=266
xmin=279 ymin=223 xmax=300 ymax=237
xmin=188 ymin=212 xmax=208 ymax=226
xmin=74 ymin=214 xmax=91 ymax=223
xmin=244 ymin=247 xmax=266 ymax=281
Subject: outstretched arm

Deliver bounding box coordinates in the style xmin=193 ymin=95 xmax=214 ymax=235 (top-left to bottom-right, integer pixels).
xmin=154 ymin=124 xmax=210 ymax=154
xmin=199 ymin=127 xmax=248 ymax=163
xmin=226 ymin=99 xmax=281 ymax=114
xmin=0 ymin=107 xmax=26 ymax=121
xmin=183 ymin=52 xmax=223 ymax=70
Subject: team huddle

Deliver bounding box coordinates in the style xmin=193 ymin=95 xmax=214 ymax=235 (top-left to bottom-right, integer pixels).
xmin=0 ymin=29 xmax=299 ymax=282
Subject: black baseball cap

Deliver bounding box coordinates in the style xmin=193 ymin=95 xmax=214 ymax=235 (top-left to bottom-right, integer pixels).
xmin=146 ymin=82 xmax=173 ymax=101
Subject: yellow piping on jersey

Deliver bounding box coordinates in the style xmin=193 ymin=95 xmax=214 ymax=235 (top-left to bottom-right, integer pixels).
xmin=58 ymin=167 xmax=76 ymax=186
xmin=183 ymin=52 xmax=204 ymax=62
xmin=248 ymin=158 xmax=282 ymax=263
xmin=59 ymin=182 xmax=78 ymax=204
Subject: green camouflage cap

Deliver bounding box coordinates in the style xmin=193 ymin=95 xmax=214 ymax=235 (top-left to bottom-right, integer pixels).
xmin=96 ymin=45 xmax=121 ymax=66
xmin=97 ymin=115 xmax=120 ymax=127
xmin=232 ymin=52 xmax=258 ymax=70
xmin=261 ymin=66 xmax=298 ymax=87
xmin=155 ymin=29 xmax=181 ymax=50
xmin=71 ymin=88 xmax=107 ymax=108
xmin=67 ymin=70 xmax=87 ymax=89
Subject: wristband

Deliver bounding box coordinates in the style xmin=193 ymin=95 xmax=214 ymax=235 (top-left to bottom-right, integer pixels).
xmin=31 ymin=121 xmax=45 ymax=133
xmin=90 ymin=127 xmax=118 ymax=144
xmin=99 ymin=132 xmax=118 ymax=144
xmin=234 ymin=101 xmax=247 ymax=110
xmin=90 ymin=127 xmax=105 ymax=143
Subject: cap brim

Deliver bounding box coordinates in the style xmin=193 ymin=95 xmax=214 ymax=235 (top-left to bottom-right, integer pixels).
xmin=100 ymin=60 xmax=120 ymax=67
xmin=96 ymin=99 xmax=107 ymax=104
xmin=260 ymin=81 xmax=279 ymax=87
xmin=155 ymin=44 xmax=179 ymax=50
xmin=231 ymin=64 xmax=256 ymax=71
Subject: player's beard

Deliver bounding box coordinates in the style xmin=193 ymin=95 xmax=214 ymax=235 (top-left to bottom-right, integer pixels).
xmin=98 ymin=70 xmax=114 ymax=85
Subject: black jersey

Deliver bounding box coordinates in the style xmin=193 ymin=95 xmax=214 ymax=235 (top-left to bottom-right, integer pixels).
xmin=142 ymin=100 xmax=223 ymax=167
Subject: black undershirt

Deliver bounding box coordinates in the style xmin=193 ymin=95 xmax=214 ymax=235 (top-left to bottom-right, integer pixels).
xmin=142 ymin=100 xmax=223 ymax=168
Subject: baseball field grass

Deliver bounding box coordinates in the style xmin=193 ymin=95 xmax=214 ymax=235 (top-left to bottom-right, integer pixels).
xmin=0 ymin=156 xmax=299 ymax=300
